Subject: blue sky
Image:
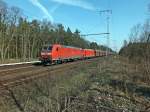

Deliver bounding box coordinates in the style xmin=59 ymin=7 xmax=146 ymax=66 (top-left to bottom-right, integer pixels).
xmin=4 ymin=0 xmax=150 ymax=51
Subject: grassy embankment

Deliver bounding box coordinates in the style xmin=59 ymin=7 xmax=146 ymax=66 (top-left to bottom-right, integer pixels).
xmin=0 ymin=56 xmax=150 ymax=112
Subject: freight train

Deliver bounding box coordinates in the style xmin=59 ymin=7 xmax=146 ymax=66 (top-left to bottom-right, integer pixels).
xmin=39 ymin=44 xmax=109 ymax=65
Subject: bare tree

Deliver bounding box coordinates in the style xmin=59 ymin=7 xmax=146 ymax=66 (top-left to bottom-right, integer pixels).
xmin=0 ymin=0 xmax=8 ymax=62
xmin=140 ymin=20 xmax=150 ymax=42
xmin=129 ymin=24 xmax=141 ymax=43
xmin=3 ymin=7 xmax=21 ymax=60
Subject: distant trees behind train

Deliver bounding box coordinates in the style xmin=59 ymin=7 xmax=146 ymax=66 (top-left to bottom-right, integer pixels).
xmin=0 ymin=0 xmax=112 ymax=62
xmin=119 ymin=20 xmax=150 ymax=64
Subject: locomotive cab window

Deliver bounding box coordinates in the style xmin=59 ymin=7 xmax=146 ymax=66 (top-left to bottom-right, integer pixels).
xmin=47 ymin=46 xmax=52 ymax=51
xmin=42 ymin=46 xmax=52 ymax=51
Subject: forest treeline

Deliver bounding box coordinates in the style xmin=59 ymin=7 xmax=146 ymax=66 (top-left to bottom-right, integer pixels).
xmin=119 ymin=19 xmax=150 ymax=79
xmin=0 ymin=1 xmax=111 ymax=62
xmin=119 ymin=20 xmax=150 ymax=63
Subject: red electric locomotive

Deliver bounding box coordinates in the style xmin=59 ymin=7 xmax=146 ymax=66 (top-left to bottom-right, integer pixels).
xmin=83 ymin=49 xmax=95 ymax=58
xmin=40 ymin=44 xmax=83 ymax=64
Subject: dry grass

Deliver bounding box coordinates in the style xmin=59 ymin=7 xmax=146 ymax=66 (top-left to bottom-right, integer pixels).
xmin=0 ymin=56 xmax=150 ymax=112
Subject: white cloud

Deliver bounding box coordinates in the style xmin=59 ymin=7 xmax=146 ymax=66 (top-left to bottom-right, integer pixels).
xmin=51 ymin=0 xmax=96 ymax=11
xmin=29 ymin=0 xmax=54 ymax=23
xmin=50 ymin=3 xmax=62 ymax=14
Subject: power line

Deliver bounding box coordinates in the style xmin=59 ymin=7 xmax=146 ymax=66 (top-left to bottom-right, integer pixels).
xmin=81 ymin=33 xmax=109 ymax=36
xmin=80 ymin=9 xmax=112 ymax=55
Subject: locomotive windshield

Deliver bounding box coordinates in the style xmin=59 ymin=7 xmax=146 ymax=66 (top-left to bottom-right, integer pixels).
xmin=47 ymin=46 xmax=52 ymax=51
xmin=42 ymin=46 xmax=52 ymax=51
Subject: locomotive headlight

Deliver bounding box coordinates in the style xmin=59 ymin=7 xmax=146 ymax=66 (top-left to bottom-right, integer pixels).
xmin=41 ymin=52 xmax=46 ymax=55
xmin=47 ymin=53 xmax=51 ymax=55
xmin=41 ymin=52 xmax=52 ymax=58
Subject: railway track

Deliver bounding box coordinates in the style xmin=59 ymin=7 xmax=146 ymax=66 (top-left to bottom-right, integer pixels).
xmin=0 ymin=63 xmax=77 ymax=94
xmin=0 ymin=58 xmax=100 ymax=94
xmin=0 ymin=65 xmax=36 ymax=77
